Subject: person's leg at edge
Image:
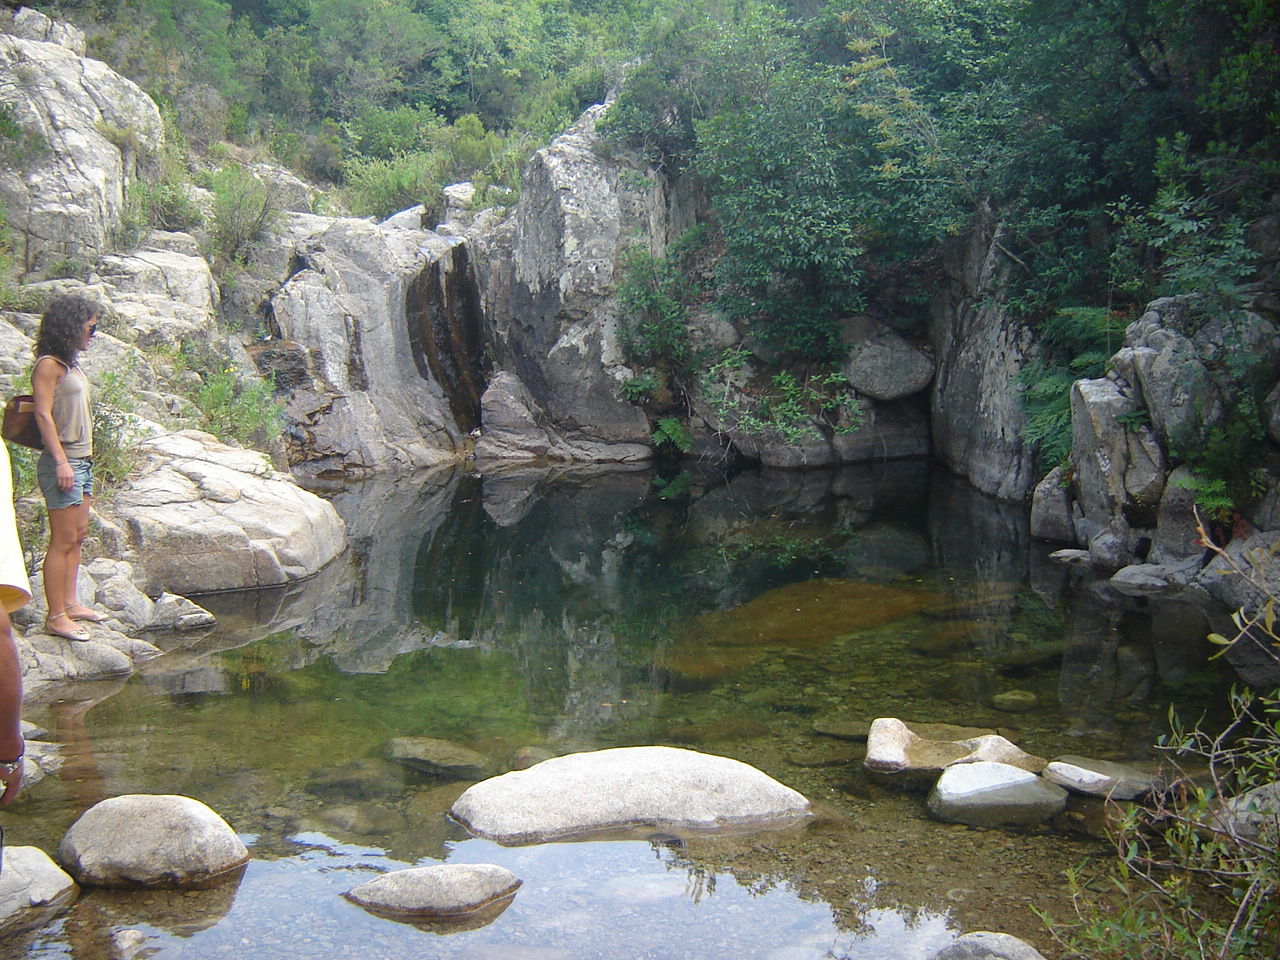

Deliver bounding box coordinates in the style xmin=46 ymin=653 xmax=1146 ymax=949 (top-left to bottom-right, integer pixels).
xmin=0 ymin=605 xmax=24 ymax=805
xmin=43 ymin=499 xmax=90 ymax=640
xmin=63 ymin=493 xmax=100 ymax=622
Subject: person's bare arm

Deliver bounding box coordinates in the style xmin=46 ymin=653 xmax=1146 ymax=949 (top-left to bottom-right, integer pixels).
xmin=32 ymin=355 xmax=73 ymax=493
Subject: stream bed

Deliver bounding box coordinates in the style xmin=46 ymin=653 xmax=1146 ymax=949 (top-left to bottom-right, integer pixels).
xmin=3 ymin=461 xmax=1238 ymax=959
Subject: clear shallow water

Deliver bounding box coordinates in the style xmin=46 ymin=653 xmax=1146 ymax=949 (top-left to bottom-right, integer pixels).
xmin=3 ymin=462 xmax=1236 ymax=959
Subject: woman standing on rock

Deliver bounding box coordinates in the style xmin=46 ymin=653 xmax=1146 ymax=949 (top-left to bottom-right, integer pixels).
xmin=32 ymin=294 xmax=107 ymax=642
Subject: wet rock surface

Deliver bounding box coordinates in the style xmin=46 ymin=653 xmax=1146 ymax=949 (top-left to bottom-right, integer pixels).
xmin=0 ymin=846 xmax=79 ymax=938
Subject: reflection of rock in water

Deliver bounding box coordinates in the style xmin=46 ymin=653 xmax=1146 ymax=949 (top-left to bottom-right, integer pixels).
xmin=60 ymin=866 xmax=244 ymax=945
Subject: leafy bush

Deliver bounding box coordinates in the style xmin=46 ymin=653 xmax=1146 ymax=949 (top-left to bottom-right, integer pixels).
xmin=195 ymin=368 xmax=283 ymax=448
xmin=342 ymin=150 xmax=447 ymax=221
xmin=701 ymin=347 xmax=861 ymax=444
xmin=344 ymin=104 xmax=441 ymax=161
xmin=620 ymin=370 xmax=662 ymax=403
xmin=617 ymin=245 xmax=695 ymax=370
xmin=91 ymin=359 xmax=143 ymax=490
xmin=207 ymin=164 xmax=276 ymax=265
xmin=0 ymin=102 xmax=47 ymax=168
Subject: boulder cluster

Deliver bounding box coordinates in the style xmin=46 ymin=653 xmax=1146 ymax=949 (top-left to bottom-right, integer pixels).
xmin=863 ymin=716 xmax=1170 ymax=829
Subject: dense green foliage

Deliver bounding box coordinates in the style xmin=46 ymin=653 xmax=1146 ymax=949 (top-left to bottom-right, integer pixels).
xmin=603 ymin=0 xmax=1277 ymax=477
xmin=27 ymin=0 xmax=1278 ymax=479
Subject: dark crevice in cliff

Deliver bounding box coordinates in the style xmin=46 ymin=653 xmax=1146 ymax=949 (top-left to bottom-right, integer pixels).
xmin=405 ymin=243 xmax=489 ymax=432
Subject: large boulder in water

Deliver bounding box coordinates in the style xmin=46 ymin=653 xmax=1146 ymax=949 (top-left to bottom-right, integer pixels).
xmin=927 ymin=761 xmax=1068 ymax=828
xmin=450 ymin=746 xmax=811 ymax=843
xmin=57 ymin=794 xmax=249 ymax=887
xmin=928 ymin=931 xmax=1048 ymax=960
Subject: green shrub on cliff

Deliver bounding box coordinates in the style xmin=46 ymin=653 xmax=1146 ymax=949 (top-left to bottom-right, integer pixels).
xmin=1017 ymin=307 xmax=1126 ymax=470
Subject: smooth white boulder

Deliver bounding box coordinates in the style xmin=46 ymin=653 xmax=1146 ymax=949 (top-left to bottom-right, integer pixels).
xmin=451 ymin=746 xmax=811 ymax=843
xmin=0 ymin=846 xmax=79 ymax=936
xmin=344 ymin=863 xmax=520 ymax=919
xmin=57 ymin=795 xmax=249 ymax=887
xmin=927 ymin=762 xmax=1068 ymax=828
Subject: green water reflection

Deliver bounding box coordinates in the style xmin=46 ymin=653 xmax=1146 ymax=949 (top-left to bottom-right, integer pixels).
xmin=4 ymin=462 xmax=1237 ymax=959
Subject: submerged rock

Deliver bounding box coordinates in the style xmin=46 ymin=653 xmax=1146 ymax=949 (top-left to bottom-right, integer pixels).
xmin=1043 ymin=756 xmax=1158 ymax=800
xmin=927 ymin=762 xmax=1068 ymax=828
xmin=57 ymin=795 xmax=249 ymax=888
xmin=450 ymin=746 xmax=811 ymax=844
xmin=388 ymin=737 xmax=491 ymax=780
xmin=344 ymin=863 xmax=520 ymax=920
xmin=990 ymin=690 xmax=1038 ymax=712
xmin=688 ymin=578 xmax=937 ymax=649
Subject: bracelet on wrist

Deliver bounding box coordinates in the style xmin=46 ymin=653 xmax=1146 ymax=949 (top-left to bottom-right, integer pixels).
xmin=0 ymin=750 xmax=23 ymax=777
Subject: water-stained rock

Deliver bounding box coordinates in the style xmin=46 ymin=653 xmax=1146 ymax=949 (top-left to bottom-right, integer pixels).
xmin=450 ymin=746 xmax=811 ymax=844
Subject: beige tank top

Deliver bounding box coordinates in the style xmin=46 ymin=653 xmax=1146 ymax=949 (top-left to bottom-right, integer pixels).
xmin=40 ymin=356 xmax=92 ymax=458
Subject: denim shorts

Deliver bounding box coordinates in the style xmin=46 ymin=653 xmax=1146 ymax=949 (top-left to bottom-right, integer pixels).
xmin=37 ymin=453 xmax=94 ymax=509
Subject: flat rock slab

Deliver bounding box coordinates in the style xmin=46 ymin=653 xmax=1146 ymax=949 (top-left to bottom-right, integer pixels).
xmin=57 ymin=794 xmax=249 ymax=888
xmin=388 ymin=737 xmax=490 ymax=780
xmin=450 ymin=746 xmax=812 ymax=844
xmin=344 ymin=863 xmax=520 ymax=919
xmin=928 ymin=762 xmax=1068 ymax=828
xmin=928 ymin=931 xmax=1048 ymax=960
xmin=1043 ymin=756 xmax=1158 ymax=800
xmin=0 ymin=846 xmax=79 ymax=937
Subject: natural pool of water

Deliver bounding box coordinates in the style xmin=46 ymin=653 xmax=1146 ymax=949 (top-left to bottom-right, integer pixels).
xmin=3 ymin=461 xmax=1239 ymax=959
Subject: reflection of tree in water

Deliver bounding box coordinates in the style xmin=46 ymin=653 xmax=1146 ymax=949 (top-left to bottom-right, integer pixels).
xmin=647 ymin=831 xmax=884 ymax=941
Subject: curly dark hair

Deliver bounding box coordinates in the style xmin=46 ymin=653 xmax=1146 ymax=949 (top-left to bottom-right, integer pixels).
xmin=35 ymin=294 xmax=101 ymax=365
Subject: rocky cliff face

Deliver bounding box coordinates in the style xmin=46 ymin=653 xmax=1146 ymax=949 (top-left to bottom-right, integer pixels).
xmin=0 ymin=10 xmax=162 ymax=274
xmin=929 ymin=213 xmax=1040 ymax=502
xmin=256 ymin=215 xmax=485 ymax=477
xmin=470 ymin=105 xmax=657 ymax=462
xmin=1032 ymin=295 xmax=1280 ymax=571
